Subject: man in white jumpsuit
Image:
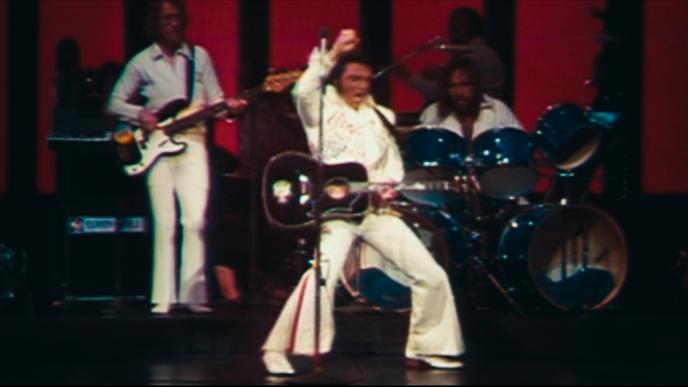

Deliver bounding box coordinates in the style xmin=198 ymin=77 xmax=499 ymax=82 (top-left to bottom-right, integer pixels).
xmin=262 ymin=29 xmax=465 ymax=375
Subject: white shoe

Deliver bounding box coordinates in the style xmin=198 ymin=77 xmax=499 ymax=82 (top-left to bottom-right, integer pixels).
xmin=151 ymin=303 xmax=171 ymax=314
xmin=406 ymin=355 xmax=464 ymax=370
xmin=187 ymin=304 xmax=212 ymax=314
xmin=262 ymin=351 xmax=295 ymax=375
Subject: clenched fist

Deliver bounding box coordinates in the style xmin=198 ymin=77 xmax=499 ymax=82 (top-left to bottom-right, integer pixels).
xmin=329 ymin=29 xmax=361 ymax=61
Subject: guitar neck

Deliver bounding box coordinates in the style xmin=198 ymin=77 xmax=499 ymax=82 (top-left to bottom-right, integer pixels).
xmin=348 ymin=180 xmax=459 ymax=193
xmin=163 ymin=101 xmax=229 ymax=136
xmin=237 ymin=85 xmax=266 ymax=103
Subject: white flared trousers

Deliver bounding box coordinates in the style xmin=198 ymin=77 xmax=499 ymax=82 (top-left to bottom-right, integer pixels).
xmin=147 ymin=136 xmax=209 ymax=305
xmin=262 ymin=213 xmax=465 ymax=357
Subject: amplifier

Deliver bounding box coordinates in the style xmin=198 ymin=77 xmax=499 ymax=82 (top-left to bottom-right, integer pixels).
xmin=66 ymin=216 xmax=147 ymax=234
xmin=62 ymin=216 xmax=151 ymax=302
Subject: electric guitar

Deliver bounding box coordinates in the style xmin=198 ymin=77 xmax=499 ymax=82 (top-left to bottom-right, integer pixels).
xmin=114 ymin=67 xmax=305 ymax=177
xmin=263 ymin=151 xmax=470 ymax=229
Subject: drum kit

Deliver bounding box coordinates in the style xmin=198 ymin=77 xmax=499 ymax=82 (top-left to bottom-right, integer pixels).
xmin=342 ymin=103 xmax=628 ymax=315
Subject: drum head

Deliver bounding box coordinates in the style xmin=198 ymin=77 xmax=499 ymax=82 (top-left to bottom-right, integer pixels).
xmin=406 ymin=127 xmax=467 ymax=171
xmin=403 ymin=127 xmax=468 ymax=207
xmin=528 ymin=205 xmax=628 ymax=311
xmin=477 ymin=166 xmax=539 ymax=200
xmin=534 ymin=103 xmax=602 ymax=171
xmin=472 ymin=128 xmax=537 ymax=199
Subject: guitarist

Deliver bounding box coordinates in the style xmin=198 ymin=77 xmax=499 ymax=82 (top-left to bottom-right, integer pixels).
xmin=262 ymin=29 xmax=465 ymax=374
xmin=106 ymin=0 xmax=247 ymax=314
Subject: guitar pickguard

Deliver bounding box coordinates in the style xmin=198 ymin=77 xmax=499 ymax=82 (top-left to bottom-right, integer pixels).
xmin=262 ymin=152 xmax=369 ymax=229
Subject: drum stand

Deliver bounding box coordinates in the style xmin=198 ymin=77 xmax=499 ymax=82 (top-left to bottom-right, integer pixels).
xmin=544 ymin=170 xmax=593 ymax=205
xmin=461 ymin=162 xmax=525 ymax=316
xmin=467 ymin=253 xmax=524 ymax=316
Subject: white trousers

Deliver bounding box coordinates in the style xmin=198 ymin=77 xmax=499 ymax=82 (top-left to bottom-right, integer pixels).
xmin=147 ymin=136 xmax=209 ymax=305
xmin=262 ymin=213 xmax=465 ymax=357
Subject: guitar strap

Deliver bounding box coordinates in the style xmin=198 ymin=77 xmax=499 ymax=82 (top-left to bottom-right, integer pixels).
xmin=370 ymin=107 xmax=407 ymax=212
xmin=372 ymin=107 xmax=404 ymax=147
xmin=186 ymin=44 xmax=196 ymax=103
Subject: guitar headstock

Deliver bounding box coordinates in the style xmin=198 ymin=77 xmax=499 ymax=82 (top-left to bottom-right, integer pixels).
xmin=262 ymin=66 xmax=307 ymax=93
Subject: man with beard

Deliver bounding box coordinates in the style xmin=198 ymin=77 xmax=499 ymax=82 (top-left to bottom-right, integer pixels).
xmin=419 ymin=57 xmax=521 ymax=142
xmin=396 ymin=7 xmax=505 ymax=105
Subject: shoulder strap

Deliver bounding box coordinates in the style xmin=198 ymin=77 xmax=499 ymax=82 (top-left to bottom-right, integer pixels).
xmin=186 ymin=45 xmax=196 ymax=103
xmin=372 ymin=107 xmax=404 ymax=146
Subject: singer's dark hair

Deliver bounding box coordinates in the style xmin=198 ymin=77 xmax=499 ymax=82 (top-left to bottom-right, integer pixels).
xmin=327 ymin=51 xmax=375 ymax=85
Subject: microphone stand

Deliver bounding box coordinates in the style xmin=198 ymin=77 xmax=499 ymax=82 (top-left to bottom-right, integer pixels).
xmin=372 ymin=35 xmax=442 ymax=80
xmin=311 ymin=27 xmax=330 ymax=373
xmin=293 ymin=31 xmax=368 ymax=385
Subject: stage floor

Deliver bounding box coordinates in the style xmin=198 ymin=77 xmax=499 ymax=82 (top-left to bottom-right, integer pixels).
xmin=0 ymin=295 xmax=686 ymax=385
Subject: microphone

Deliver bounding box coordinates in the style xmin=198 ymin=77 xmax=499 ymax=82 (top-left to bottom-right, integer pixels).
xmin=433 ymin=43 xmax=474 ymax=52
xmin=319 ymin=27 xmax=332 ymax=54
xmin=423 ymin=35 xmax=444 ymax=49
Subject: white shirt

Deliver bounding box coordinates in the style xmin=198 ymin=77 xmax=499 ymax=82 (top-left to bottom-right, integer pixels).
xmin=107 ymin=43 xmax=225 ymax=135
xmin=293 ymin=48 xmax=404 ymax=183
xmin=419 ymin=95 xmax=523 ymax=140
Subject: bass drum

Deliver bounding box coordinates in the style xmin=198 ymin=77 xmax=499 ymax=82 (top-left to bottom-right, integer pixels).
xmin=341 ymin=202 xmax=469 ymax=311
xmin=497 ymin=204 xmax=627 ymax=311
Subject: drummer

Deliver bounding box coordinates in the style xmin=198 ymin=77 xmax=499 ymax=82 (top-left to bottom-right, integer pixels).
xmin=419 ymin=57 xmax=522 ymax=142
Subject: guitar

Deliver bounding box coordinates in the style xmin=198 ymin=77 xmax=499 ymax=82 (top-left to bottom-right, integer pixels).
xmin=262 ymin=151 xmax=470 ymax=229
xmin=113 ymin=67 xmax=305 ymax=177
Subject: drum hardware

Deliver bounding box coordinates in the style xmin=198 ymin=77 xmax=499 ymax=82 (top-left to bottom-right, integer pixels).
xmin=454 ymin=193 xmax=526 ymax=315
xmin=543 ymin=170 xmax=594 ymax=205
xmin=468 ymin=253 xmax=525 ymax=316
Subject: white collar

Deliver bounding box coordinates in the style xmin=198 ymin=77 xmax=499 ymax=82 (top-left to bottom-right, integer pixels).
xmin=149 ymin=42 xmax=192 ymax=61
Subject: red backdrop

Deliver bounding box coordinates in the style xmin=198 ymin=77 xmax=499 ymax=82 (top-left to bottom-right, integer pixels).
xmin=513 ymin=0 xmax=605 ymax=193
xmin=0 ymin=1 xmax=7 ymax=193
xmin=513 ymin=0 xmax=604 ymax=130
xmin=390 ymin=0 xmax=484 ymax=112
xmin=186 ymin=0 xmax=239 ymax=154
xmin=642 ymin=0 xmax=688 ymax=194
xmin=37 ymin=0 xmax=125 ymax=194
xmin=23 ymin=1 xmax=688 ymax=195
xmin=269 ymin=0 xmax=359 ymax=69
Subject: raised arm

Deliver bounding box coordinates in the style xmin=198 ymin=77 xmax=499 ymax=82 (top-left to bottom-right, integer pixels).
xmin=292 ymin=29 xmax=361 ymax=127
